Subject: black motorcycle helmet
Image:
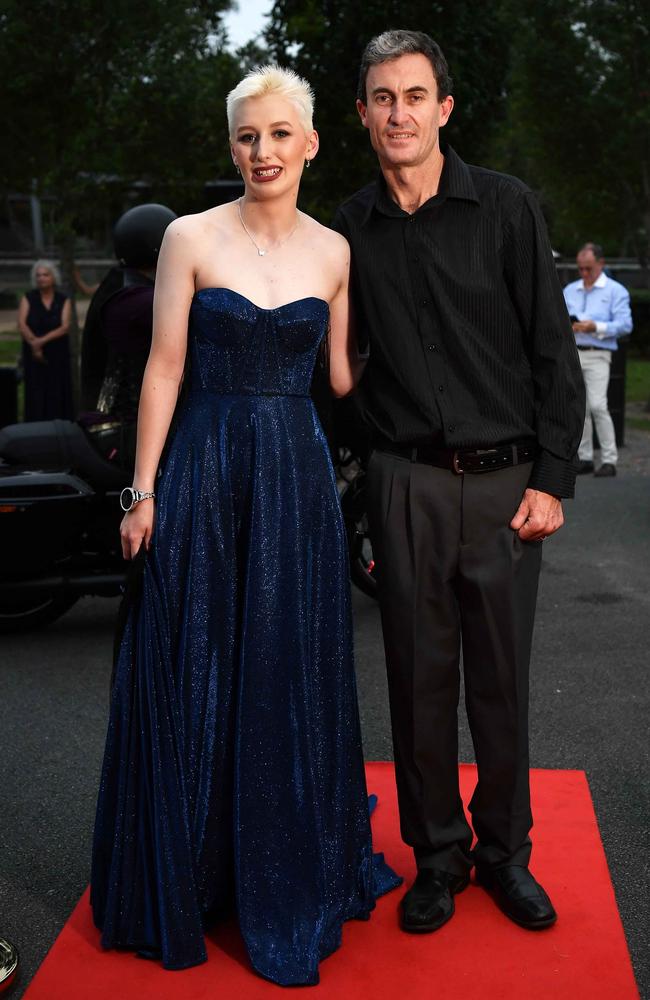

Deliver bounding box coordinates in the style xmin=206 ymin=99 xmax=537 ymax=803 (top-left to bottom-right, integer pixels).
xmin=113 ymin=203 xmax=177 ymax=268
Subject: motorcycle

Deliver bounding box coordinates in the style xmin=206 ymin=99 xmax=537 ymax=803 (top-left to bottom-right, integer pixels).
xmin=0 ymin=419 xmax=130 ymax=632
xmin=0 ymin=412 xmax=378 ymax=632
xmin=332 ymin=392 xmax=377 ymax=601
xmin=337 ymin=449 xmax=377 ymax=600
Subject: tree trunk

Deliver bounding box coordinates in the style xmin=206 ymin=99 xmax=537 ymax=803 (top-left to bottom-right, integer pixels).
xmin=56 ymin=221 xmax=81 ymax=412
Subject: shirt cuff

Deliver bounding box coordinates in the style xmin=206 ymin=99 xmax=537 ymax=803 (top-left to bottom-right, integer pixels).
xmin=528 ymin=449 xmax=577 ymax=499
xmin=595 ymin=321 xmax=608 ymax=337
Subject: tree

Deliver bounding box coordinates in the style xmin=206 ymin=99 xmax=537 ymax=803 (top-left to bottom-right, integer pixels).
xmin=0 ymin=0 xmax=241 ymax=246
xmin=493 ymin=0 xmax=650 ymax=263
xmin=264 ymin=1 xmax=515 ymax=220
xmin=0 ymin=0 xmax=242 ymax=398
xmin=262 ymin=1 xmax=650 ymax=263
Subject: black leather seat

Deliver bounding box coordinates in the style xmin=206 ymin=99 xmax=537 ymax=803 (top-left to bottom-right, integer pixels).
xmin=0 ymin=420 xmax=128 ymax=489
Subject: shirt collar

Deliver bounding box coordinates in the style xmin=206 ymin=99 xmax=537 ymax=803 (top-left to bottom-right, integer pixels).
xmin=579 ymin=272 xmax=608 ymax=291
xmin=363 ymin=142 xmax=479 ymax=225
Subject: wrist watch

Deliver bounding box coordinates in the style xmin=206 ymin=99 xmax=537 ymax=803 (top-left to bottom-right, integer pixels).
xmin=120 ymin=487 xmax=156 ymax=512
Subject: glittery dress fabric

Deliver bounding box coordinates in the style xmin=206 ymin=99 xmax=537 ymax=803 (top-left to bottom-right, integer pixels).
xmin=90 ymin=288 xmax=401 ymax=985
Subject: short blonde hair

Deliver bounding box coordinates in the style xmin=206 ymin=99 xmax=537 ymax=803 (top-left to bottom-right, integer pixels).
xmin=31 ymin=259 xmax=61 ymax=287
xmin=227 ymin=64 xmax=314 ymax=136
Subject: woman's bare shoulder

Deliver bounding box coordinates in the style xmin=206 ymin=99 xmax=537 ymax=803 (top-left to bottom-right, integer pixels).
xmin=300 ymin=214 xmax=350 ymax=263
xmin=160 ymin=206 xmax=235 ymax=267
xmin=167 ymin=205 xmax=235 ymax=240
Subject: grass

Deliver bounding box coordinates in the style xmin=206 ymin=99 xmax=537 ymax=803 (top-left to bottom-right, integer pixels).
xmin=624 ymin=357 xmax=650 ymax=433
xmin=0 ymin=332 xmax=21 ymax=366
xmin=626 ymin=358 xmax=650 ymax=404
xmin=626 ymin=415 xmax=650 ymax=431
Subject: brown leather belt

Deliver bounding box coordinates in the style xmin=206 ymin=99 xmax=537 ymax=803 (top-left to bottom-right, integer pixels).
xmin=376 ymin=440 xmax=538 ymax=474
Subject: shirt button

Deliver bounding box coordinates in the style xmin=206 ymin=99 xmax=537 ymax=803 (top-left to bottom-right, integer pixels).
xmin=412 ymin=256 xmax=420 ymax=262
xmin=438 ymin=385 xmax=445 ymax=392
xmin=448 ymin=424 xmax=455 ymax=432
xmin=421 ymin=299 xmax=428 ymax=306
xmin=428 ymin=344 xmax=436 ymax=352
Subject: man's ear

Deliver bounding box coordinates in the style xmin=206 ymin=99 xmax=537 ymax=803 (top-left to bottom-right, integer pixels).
xmin=438 ymin=95 xmax=454 ymax=129
xmin=356 ymin=98 xmax=368 ymax=128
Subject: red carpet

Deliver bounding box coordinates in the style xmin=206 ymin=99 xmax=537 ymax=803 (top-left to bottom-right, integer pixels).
xmin=25 ymin=764 xmax=639 ymax=999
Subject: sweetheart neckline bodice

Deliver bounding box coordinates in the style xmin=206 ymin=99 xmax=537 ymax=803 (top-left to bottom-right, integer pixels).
xmin=193 ymin=287 xmax=329 ymax=315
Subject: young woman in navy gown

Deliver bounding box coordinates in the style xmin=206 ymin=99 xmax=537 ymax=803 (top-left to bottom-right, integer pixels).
xmin=91 ymin=65 xmax=400 ymax=986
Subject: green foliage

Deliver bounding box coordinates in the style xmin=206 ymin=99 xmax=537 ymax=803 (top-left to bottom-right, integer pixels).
xmin=263 ymin=0 xmax=650 ymax=255
xmin=493 ymin=0 xmax=650 ymax=260
xmin=0 ymin=0 xmax=241 ymax=238
xmin=264 ymin=0 xmax=514 ymax=220
xmin=1 ymin=0 xmax=649 ymax=262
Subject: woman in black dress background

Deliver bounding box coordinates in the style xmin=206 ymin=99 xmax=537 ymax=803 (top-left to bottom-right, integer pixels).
xmin=18 ymin=260 xmax=73 ymax=420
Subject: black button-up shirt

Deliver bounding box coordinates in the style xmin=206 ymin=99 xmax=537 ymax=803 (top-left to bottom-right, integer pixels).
xmin=333 ymin=144 xmax=585 ymax=498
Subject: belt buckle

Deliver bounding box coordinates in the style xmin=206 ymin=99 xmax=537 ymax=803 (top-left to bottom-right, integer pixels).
xmin=452 ymin=451 xmax=464 ymax=475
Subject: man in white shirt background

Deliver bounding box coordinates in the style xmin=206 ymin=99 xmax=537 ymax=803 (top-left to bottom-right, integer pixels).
xmin=563 ymin=242 xmax=633 ymax=477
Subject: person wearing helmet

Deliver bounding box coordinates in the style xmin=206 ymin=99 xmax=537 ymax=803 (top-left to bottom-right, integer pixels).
xmin=79 ymin=204 xmax=176 ymax=468
xmin=80 ymin=204 xmax=177 ymax=423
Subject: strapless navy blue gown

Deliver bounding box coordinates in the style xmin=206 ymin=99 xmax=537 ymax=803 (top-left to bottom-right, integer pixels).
xmin=90 ymin=288 xmax=400 ymax=985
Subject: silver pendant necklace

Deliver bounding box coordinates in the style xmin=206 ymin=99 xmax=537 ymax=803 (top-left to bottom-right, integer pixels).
xmin=237 ymin=198 xmax=300 ymax=257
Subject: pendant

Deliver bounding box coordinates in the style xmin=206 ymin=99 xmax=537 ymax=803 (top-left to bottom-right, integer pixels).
xmin=258 ymin=248 xmax=266 ymax=256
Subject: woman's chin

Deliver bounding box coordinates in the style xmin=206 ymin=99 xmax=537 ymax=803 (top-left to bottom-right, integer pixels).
xmin=244 ymin=173 xmax=301 ymax=198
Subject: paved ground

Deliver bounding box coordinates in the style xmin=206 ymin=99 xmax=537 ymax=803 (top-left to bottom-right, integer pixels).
xmin=0 ymin=437 xmax=648 ymax=998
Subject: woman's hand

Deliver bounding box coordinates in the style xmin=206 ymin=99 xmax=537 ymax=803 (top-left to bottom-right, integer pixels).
xmin=31 ymin=342 xmax=46 ymax=364
xmin=120 ymin=498 xmax=155 ymax=560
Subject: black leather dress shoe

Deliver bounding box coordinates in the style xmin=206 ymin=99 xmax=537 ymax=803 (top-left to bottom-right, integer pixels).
xmin=400 ymin=869 xmax=470 ymax=933
xmin=594 ymin=462 xmax=616 ymax=477
xmin=475 ymin=865 xmax=557 ymax=929
xmin=576 ymin=459 xmax=595 ymax=474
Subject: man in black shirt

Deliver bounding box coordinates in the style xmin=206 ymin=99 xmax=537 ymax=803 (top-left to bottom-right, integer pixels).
xmin=334 ymin=31 xmax=584 ymax=935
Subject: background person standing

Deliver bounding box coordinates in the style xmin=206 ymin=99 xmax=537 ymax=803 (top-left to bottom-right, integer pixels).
xmin=80 ymin=204 xmax=177 ymax=417
xmin=563 ymin=242 xmax=633 ymax=477
xmin=18 ymin=260 xmax=73 ymax=421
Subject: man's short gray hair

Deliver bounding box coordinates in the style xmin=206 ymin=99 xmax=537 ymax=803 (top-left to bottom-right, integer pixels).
xmin=357 ymin=30 xmax=453 ymax=104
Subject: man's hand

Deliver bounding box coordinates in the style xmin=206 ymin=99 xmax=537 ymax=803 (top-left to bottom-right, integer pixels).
xmin=510 ymin=488 xmax=563 ymax=541
xmin=572 ymin=320 xmax=596 ymax=333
